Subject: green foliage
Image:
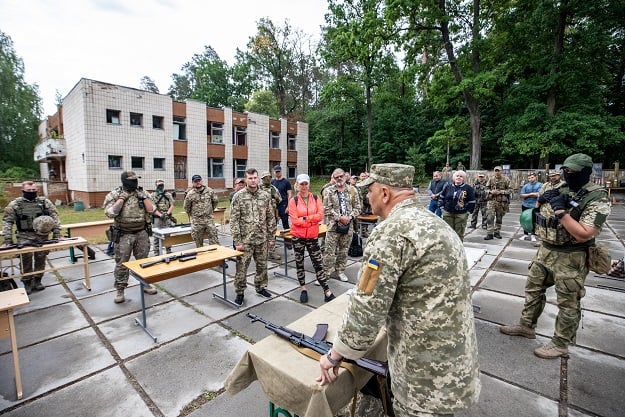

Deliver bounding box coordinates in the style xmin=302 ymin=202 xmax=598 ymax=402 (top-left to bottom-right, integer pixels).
xmin=245 ymin=90 xmax=280 ymax=118
xmin=139 ymin=76 xmax=159 ymax=93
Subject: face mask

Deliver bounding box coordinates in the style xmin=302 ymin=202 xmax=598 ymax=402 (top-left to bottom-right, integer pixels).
xmin=262 ymin=178 xmax=271 ymax=186
xmin=156 ymin=185 xmax=164 ymax=192
xmin=23 ymin=191 xmax=37 ymax=200
xmin=563 ymin=167 xmax=591 ymax=191
xmin=122 ymin=179 xmax=138 ymax=191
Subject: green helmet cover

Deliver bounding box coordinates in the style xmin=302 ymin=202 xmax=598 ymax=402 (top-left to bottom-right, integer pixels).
xmin=520 ymin=208 xmax=535 ymax=234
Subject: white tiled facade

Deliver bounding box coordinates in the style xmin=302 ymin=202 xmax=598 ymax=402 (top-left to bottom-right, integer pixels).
xmin=59 ymin=79 xmax=308 ymax=200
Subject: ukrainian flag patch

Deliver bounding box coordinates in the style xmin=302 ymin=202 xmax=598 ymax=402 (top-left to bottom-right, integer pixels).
xmin=367 ymin=259 xmax=380 ymax=270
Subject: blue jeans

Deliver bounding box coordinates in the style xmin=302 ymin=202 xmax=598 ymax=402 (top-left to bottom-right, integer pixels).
xmin=428 ymin=199 xmax=442 ymax=217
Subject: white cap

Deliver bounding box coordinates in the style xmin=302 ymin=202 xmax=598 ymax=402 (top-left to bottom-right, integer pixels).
xmin=296 ymin=174 xmax=310 ymax=184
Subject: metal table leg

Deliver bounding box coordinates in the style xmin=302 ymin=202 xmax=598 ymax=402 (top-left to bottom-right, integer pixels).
xmin=273 ymin=237 xmax=297 ymax=281
xmin=132 ymin=273 xmax=158 ymax=342
xmin=213 ymin=260 xmax=241 ymax=308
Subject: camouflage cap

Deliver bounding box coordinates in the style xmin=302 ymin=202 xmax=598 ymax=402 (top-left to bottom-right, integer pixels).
xmin=493 ymin=166 xmax=503 ymax=171
xmin=477 ymin=173 xmax=485 ymax=177
xmin=121 ymin=171 xmax=139 ymax=181
xmin=548 ymin=169 xmax=561 ymax=176
xmin=33 ymin=215 xmax=56 ymax=235
xmin=155 ymin=179 xmax=164 ymax=185
xmin=260 ymin=171 xmax=271 ymax=179
xmin=358 ymin=163 xmax=414 ymax=188
xmin=562 ymin=153 xmax=593 ymax=172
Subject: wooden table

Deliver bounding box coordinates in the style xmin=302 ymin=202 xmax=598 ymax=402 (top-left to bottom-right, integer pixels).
xmin=274 ymin=224 xmax=327 ymax=281
xmin=152 ymin=224 xmax=193 ymax=255
xmin=0 ymin=237 xmax=92 ymax=290
xmin=225 ymin=293 xmax=387 ymax=417
xmin=123 ymin=245 xmax=243 ymax=342
xmin=0 ymin=288 xmax=30 ymax=400
xmin=62 ymin=220 xmax=112 ymax=262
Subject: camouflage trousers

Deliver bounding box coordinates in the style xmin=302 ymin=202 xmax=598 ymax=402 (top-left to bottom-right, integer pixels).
xmin=470 ymin=202 xmax=487 ymax=227
xmin=17 ymin=233 xmax=47 ymax=281
xmin=292 ymin=236 xmax=330 ymax=291
xmin=519 ymin=245 xmax=588 ymax=347
xmin=393 ymin=400 xmax=453 ymax=417
xmin=323 ymin=230 xmax=351 ymax=277
xmin=234 ymin=242 xmax=269 ymax=295
xmin=114 ymin=230 xmax=150 ymax=290
xmin=151 ymin=215 xmax=172 ymax=253
xmin=486 ymin=201 xmax=509 ymax=233
xmin=191 ymin=221 xmax=218 ymax=247
xmin=441 ymin=211 xmax=468 ymax=242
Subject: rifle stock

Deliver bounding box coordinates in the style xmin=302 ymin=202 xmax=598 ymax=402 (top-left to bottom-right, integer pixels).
xmin=0 ymin=237 xmax=79 ymax=251
xmin=139 ymin=246 xmax=217 ymax=268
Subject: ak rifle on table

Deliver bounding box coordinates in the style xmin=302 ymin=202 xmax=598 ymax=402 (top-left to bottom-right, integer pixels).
xmin=139 ymin=246 xmax=217 ymax=268
xmin=0 ymin=237 xmax=80 ymax=251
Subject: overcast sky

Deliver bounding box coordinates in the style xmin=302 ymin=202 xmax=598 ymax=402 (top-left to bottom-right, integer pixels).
xmin=1 ymin=0 xmax=329 ymax=116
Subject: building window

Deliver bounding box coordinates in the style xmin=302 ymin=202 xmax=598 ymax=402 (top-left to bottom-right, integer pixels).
xmin=173 ymin=116 xmax=186 ymax=140
xmin=153 ymin=116 xmax=164 ymax=129
xmin=270 ymin=131 xmax=280 ymax=149
xmin=233 ymin=159 xmax=247 ymax=179
xmin=108 ymin=155 xmax=122 ymax=168
xmin=288 ymin=166 xmax=297 ymax=179
xmin=233 ymin=126 xmax=246 ymax=146
xmin=287 ymin=134 xmax=296 ymax=151
xmin=210 ymin=122 xmax=224 ymax=144
xmin=208 ymin=158 xmax=224 ymax=178
xmin=130 ymin=112 xmax=143 ymax=126
xmin=174 ymin=156 xmax=187 ymax=180
xmin=131 ymin=156 xmax=145 ymax=170
xmin=106 ymin=109 xmax=121 ymax=125
xmin=154 ymin=158 xmax=165 ymax=170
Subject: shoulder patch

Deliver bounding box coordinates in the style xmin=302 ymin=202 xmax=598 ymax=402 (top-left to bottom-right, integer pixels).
xmin=358 ymin=260 xmax=383 ymax=295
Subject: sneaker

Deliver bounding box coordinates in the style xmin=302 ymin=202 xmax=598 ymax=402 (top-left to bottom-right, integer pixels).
xmin=499 ymin=324 xmax=536 ymax=339
xmin=313 ymin=280 xmax=321 ymax=286
xmin=534 ymin=342 xmax=568 ymax=359
xmin=299 ymin=290 xmax=308 ymax=303
xmin=256 ymin=288 xmax=272 ymax=298
xmin=324 ymin=293 xmax=336 ymax=302
xmin=143 ymin=285 xmax=157 ymax=295
xmin=530 ymin=235 xmax=537 ymax=242
xmin=114 ymin=289 xmax=125 ymax=304
xmin=234 ymin=293 xmax=244 ymax=305
xmin=518 ymin=235 xmax=529 ymax=241
xmin=339 ymin=273 xmax=349 ymax=282
xmin=484 ymin=234 xmax=494 ymax=240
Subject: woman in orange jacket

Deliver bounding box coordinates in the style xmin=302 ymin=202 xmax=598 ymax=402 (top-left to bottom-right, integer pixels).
xmin=288 ymin=174 xmax=336 ymax=303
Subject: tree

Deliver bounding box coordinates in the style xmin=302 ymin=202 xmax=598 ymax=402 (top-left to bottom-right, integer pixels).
xmin=140 ymin=76 xmax=160 ymax=93
xmin=245 ymin=90 xmax=280 ymax=118
xmin=0 ymin=31 xmax=42 ymax=173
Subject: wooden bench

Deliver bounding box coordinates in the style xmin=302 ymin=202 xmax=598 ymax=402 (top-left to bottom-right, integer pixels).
xmin=0 ymin=288 xmax=30 ymax=399
xmin=61 ymin=220 xmax=114 ymax=240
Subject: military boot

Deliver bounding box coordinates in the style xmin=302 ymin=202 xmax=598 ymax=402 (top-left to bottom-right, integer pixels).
xmin=494 ymin=231 xmax=502 ymax=239
xmin=484 ymin=234 xmax=494 ymax=240
xmin=114 ymin=289 xmax=125 ymax=303
xmin=534 ymin=342 xmax=568 ymax=359
xmin=33 ymin=275 xmax=45 ymax=291
xmin=21 ymin=279 xmax=33 ymax=295
xmin=499 ymin=324 xmax=536 ymax=339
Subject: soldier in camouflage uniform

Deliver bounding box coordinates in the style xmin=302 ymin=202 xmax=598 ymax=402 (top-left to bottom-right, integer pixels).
xmin=469 ymin=173 xmax=488 ymax=229
xmin=484 ymin=166 xmax=512 ymax=240
xmin=230 ymin=168 xmax=277 ymax=306
xmin=501 ymin=154 xmax=611 ymax=359
xmin=149 ymin=179 xmax=175 ymax=254
xmin=318 ymin=163 xmax=480 ymax=416
xmin=104 ymin=171 xmax=161 ymax=303
xmin=183 ymin=174 xmax=219 ymax=247
xmin=537 ymin=170 xmax=566 ymax=203
xmin=260 ymin=171 xmax=283 ymax=261
xmin=1 ymin=181 xmax=61 ymax=294
xmin=323 ymin=168 xmax=361 ymax=282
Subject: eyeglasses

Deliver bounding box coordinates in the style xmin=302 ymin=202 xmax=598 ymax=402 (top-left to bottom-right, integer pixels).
xmin=332 ymin=175 xmax=343 ymax=180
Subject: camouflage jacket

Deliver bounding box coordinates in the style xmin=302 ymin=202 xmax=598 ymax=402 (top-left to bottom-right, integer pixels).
xmin=486 ymin=175 xmax=512 ymax=203
xmin=2 ymin=196 xmax=61 ymax=243
xmin=103 ymin=187 xmax=152 ymax=232
xmin=333 ymin=197 xmax=480 ymax=413
xmin=183 ymin=186 xmax=218 ymax=224
xmin=149 ymin=190 xmax=175 ymax=213
xmin=230 ymin=187 xmax=276 ymax=245
xmin=472 ymin=180 xmax=488 ymax=203
xmin=259 ymin=183 xmax=282 ymax=209
xmin=323 ymin=185 xmax=361 ymax=231
xmin=539 ymin=179 xmax=566 ymax=195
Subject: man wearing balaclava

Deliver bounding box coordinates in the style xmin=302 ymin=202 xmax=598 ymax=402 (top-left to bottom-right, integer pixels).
xmin=1 ymin=181 xmax=61 ymax=294
xmin=501 ymin=154 xmax=611 ymax=359
xmin=104 ymin=171 xmax=162 ymax=303
xmin=149 ymin=179 xmax=175 ymax=255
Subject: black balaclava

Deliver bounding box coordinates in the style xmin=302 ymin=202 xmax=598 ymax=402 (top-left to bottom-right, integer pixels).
xmin=156 ymin=184 xmax=165 ymax=193
xmin=23 ymin=191 xmax=37 ymax=200
xmin=122 ymin=177 xmax=138 ymax=192
xmin=563 ymin=167 xmax=592 ymax=192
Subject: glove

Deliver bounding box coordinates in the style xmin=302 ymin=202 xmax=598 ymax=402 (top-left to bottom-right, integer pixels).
xmin=168 ymin=214 xmax=178 ymax=224
xmin=549 ymin=194 xmax=570 ymax=211
xmin=119 ymin=191 xmax=131 ymax=201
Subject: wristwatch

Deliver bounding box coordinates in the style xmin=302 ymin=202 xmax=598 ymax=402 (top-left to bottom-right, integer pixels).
xmin=326 ymin=351 xmax=342 ymax=366
xmin=555 ymin=211 xmax=567 ymax=220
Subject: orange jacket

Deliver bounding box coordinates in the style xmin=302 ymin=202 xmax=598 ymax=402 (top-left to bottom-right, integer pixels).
xmin=288 ymin=192 xmax=324 ymax=239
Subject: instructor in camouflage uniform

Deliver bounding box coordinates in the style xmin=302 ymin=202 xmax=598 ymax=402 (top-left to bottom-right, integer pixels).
xmin=1 ymin=181 xmax=61 ymax=294
xmin=317 ymin=163 xmax=480 ymax=416
xmin=260 ymin=171 xmax=282 ymax=261
xmin=184 ymin=174 xmax=219 ymax=247
xmin=501 ymin=154 xmax=611 ymax=359
xmin=484 ymin=166 xmax=512 ymax=240
xmin=230 ymin=168 xmax=277 ymax=306
xmin=469 ymin=173 xmax=488 ymax=229
xmin=104 ymin=171 xmax=160 ymax=303
xmin=150 ymin=179 xmax=175 ymax=254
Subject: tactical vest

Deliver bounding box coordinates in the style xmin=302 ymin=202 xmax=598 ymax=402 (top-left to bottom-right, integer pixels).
xmin=114 ymin=189 xmax=147 ymax=232
xmin=535 ymin=184 xmax=606 ymax=246
xmin=15 ymin=197 xmax=49 ymax=232
xmin=153 ymin=191 xmax=171 ymax=212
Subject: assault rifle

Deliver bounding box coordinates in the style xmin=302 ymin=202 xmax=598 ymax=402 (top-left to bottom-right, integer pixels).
xmin=167 ymin=213 xmax=178 ymax=224
xmin=247 ymin=313 xmax=394 ymax=416
xmin=140 ymin=246 xmax=217 ymax=268
xmin=0 ymin=237 xmax=79 ymax=251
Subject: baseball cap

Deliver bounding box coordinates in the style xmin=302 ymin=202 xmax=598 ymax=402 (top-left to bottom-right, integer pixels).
xmin=273 ymin=165 xmax=282 ymax=172
xmin=234 ymin=178 xmax=245 ymax=185
xmin=493 ymin=166 xmax=502 ymax=171
xmin=260 ymin=171 xmax=271 ymax=179
xmin=155 ymin=179 xmax=164 ymax=185
xmin=121 ymin=171 xmax=139 ymax=181
xmin=358 ymin=163 xmax=414 ymax=188
xmin=548 ymin=170 xmax=561 ymax=176
xmin=562 ymin=153 xmax=593 ymax=172
xmin=296 ymin=174 xmax=310 ymax=184
xmin=191 ymin=174 xmax=202 ymax=182
xmin=478 ymin=173 xmax=485 ymax=177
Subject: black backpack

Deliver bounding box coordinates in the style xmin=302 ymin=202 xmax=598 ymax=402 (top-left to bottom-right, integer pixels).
xmin=348 ymin=232 xmax=363 ymax=257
